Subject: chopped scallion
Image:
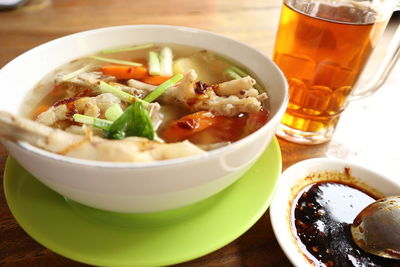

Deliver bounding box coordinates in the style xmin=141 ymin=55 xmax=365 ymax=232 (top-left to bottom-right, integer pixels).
xmin=215 ymin=54 xmax=238 ymax=67
xmin=228 ymin=66 xmax=263 ymax=91
xmin=101 ymin=43 xmax=154 ymax=54
xmin=160 ymin=46 xmax=173 ymax=77
xmin=230 ymin=66 xmax=249 ymax=77
xmin=88 ymin=56 xmax=142 ymax=67
xmin=216 ymin=54 xmax=265 ymax=92
xmin=105 ymin=102 xmax=155 ymax=140
xmin=105 ymin=104 xmax=124 ymax=121
xmin=148 ymin=51 xmax=161 ymax=76
xmin=224 ymin=67 xmax=242 ymax=80
xmin=62 ymin=63 xmax=94 ymax=81
xmin=72 ymin=114 xmax=112 ymax=130
xmin=216 ymin=54 xmax=259 ymax=81
xmin=144 ymin=74 xmax=183 ymax=102
xmin=99 ymin=81 xmax=148 ymax=105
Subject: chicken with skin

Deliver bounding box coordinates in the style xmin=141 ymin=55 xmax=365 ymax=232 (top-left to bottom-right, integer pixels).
xmin=0 ymin=111 xmax=205 ymax=163
xmin=128 ymin=70 xmax=268 ymax=117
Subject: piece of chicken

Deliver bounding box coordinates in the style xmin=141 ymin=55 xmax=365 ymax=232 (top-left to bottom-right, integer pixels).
xmin=36 ymin=93 xmax=163 ymax=131
xmin=56 ymin=70 xmax=146 ymax=98
xmin=212 ymin=76 xmax=255 ymax=96
xmin=55 ymin=70 xmax=115 ymax=90
xmin=128 ymin=70 xmax=268 ymax=116
xmin=55 ymin=68 xmax=267 ymax=117
xmin=36 ymin=93 xmax=122 ymax=126
xmin=0 ymin=111 xmax=205 ymax=163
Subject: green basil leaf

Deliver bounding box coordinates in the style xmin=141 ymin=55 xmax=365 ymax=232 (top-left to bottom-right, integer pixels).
xmin=105 ymin=101 xmax=154 ymax=140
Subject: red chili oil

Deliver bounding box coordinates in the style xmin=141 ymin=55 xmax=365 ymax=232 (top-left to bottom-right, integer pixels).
xmin=292 ymin=181 xmax=400 ymax=267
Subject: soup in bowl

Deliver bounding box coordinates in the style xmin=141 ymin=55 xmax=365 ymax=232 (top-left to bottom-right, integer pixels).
xmin=0 ymin=25 xmax=288 ymax=212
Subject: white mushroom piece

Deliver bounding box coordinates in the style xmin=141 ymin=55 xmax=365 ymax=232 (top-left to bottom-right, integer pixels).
xmin=0 ymin=111 xmax=205 ymax=163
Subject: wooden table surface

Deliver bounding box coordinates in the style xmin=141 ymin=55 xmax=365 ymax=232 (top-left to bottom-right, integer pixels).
xmin=1 ymin=1 xmax=399 ymax=266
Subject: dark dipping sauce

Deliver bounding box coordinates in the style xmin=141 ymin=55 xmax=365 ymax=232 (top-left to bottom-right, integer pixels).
xmin=293 ymin=181 xmax=400 ymax=267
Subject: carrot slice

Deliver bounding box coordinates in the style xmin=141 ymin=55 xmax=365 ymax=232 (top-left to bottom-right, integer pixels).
xmin=141 ymin=75 xmax=172 ymax=85
xmin=240 ymin=110 xmax=269 ymax=138
xmin=188 ymin=116 xmax=245 ymax=144
xmin=163 ymin=111 xmax=219 ymax=142
xmin=101 ymin=65 xmax=148 ymax=80
xmin=49 ymin=85 xmax=66 ymax=98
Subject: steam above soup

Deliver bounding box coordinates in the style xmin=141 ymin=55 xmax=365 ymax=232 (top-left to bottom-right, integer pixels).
xmin=5 ymin=43 xmax=269 ymax=162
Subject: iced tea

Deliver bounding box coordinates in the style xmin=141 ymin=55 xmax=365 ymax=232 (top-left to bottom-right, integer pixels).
xmin=274 ymin=1 xmax=387 ymax=142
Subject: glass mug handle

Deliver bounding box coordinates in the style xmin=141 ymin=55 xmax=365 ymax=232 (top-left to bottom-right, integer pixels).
xmin=350 ymin=22 xmax=400 ymax=100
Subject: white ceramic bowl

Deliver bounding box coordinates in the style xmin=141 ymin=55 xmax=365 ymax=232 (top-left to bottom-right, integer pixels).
xmin=270 ymin=158 xmax=400 ymax=267
xmin=0 ymin=25 xmax=288 ymax=213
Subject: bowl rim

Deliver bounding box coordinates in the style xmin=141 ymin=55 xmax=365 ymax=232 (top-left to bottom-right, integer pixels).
xmin=0 ymin=24 xmax=289 ymax=168
xmin=269 ymin=157 xmax=400 ymax=267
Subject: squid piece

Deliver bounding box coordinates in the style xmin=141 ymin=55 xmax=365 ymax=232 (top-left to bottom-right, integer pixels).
xmin=0 ymin=111 xmax=205 ymax=163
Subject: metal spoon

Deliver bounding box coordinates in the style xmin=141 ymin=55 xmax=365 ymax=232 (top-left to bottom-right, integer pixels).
xmin=351 ymin=196 xmax=400 ymax=260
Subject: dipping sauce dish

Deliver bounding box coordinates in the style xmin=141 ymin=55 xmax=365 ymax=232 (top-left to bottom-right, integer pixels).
xmin=270 ymin=158 xmax=400 ymax=267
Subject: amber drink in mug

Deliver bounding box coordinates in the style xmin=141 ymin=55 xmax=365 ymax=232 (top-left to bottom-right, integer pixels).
xmin=274 ymin=0 xmax=400 ymax=144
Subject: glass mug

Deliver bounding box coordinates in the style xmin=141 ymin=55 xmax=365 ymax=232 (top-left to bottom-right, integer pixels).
xmin=273 ymin=0 xmax=400 ymax=144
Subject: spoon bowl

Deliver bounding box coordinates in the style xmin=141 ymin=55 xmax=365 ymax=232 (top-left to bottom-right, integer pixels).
xmin=351 ymin=196 xmax=400 ymax=260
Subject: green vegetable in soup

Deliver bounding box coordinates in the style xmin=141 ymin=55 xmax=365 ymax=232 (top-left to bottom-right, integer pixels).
xmin=225 ymin=65 xmax=263 ymax=91
xmin=228 ymin=65 xmax=248 ymax=77
xmin=106 ymin=102 xmax=154 ymax=140
xmin=101 ymin=43 xmax=154 ymax=54
xmin=62 ymin=63 xmax=95 ymax=81
xmin=143 ymin=73 xmax=184 ymax=102
xmin=88 ymin=55 xmax=143 ymax=67
xmin=223 ymin=67 xmax=242 ymax=80
xmin=72 ymin=114 xmax=113 ymax=131
xmin=160 ymin=46 xmax=173 ymax=77
xmin=215 ymin=54 xmax=263 ymax=91
xmin=105 ymin=104 xmax=124 ymax=121
xmin=99 ymin=81 xmax=148 ymax=105
xmin=148 ymin=51 xmax=161 ymax=76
